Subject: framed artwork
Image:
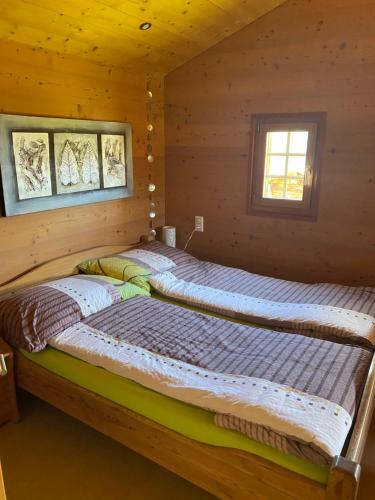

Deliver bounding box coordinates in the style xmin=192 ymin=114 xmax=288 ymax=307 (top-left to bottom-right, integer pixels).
xmin=54 ymin=133 xmax=100 ymax=194
xmin=12 ymin=132 xmax=52 ymax=200
xmin=0 ymin=114 xmax=133 ymax=216
xmin=101 ymin=134 xmax=126 ymax=188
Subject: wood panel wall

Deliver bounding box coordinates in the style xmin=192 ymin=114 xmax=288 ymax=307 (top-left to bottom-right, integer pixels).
xmin=0 ymin=40 xmax=165 ymax=284
xmin=165 ymin=0 xmax=375 ymax=286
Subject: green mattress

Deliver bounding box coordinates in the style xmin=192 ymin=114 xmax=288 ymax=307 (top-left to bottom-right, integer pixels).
xmin=20 ymin=292 xmax=329 ymax=485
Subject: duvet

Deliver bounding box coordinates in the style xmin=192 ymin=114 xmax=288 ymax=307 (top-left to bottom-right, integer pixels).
xmin=128 ymin=242 xmax=375 ymax=347
xmin=49 ymin=296 xmax=371 ymax=466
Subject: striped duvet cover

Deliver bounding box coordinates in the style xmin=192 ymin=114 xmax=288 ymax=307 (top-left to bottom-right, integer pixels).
xmin=133 ymin=242 xmax=375 ymax=347
xmin=49 ymin=295 xmax=372 ymax=467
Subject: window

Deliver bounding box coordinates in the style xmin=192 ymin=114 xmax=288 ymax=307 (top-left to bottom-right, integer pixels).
xmin=248 ymin=113 xmax=325 ymax=219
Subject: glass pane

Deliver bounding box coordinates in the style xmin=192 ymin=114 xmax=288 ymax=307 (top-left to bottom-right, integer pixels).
xmin=285 ymin=178 xmax=304 ymax=200
xmin=263 ymin=177 xmax=285 ymax=199
xmin=268 ymin=155 xmax=287 ymax=176
xmin=289 ymin=131 xmax=309 ymax=154
xmin=287 ymin=156 xmax=306 ymax=177
xmin=267 ymin=131 xmax=288 ymax=153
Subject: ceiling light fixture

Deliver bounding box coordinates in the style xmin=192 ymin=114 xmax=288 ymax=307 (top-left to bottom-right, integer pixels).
xmin=139 ymin=22 xmax=152 ymax=30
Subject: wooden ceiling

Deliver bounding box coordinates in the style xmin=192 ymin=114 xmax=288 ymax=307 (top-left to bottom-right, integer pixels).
xmin=0 ymin=0 xmax=287 ymax=73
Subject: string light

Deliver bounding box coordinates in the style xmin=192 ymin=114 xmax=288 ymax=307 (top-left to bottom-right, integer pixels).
xmin=146 ymin=78 xmax=156 ymax=238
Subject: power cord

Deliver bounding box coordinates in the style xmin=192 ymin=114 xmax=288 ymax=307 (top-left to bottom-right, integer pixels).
xmin=183 ymin=229 xmax=197 ymax=251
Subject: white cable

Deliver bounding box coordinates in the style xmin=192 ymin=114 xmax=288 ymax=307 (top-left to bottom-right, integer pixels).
xmin=184 ymin=229 xmax=197 ymax=251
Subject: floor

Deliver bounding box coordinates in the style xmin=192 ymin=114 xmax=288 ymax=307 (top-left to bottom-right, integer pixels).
xmin=0 ymin=392 xmax=213 ymax=500
xmin=0 ymin=392 xmax=374 ymax=500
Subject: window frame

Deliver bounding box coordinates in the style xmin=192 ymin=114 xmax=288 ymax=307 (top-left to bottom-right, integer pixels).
xmin=247 ymin=112 xmax=326 ymax=220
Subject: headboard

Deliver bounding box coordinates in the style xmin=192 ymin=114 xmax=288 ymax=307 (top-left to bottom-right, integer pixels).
xmin=0 ymin=243 xmax=140 ymax=295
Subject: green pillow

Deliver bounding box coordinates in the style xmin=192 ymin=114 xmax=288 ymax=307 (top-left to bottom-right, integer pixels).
xmin=93 ymin=275 xmax=150 ymax=300
xmin=78 ymin=257 xmax=152 ymax=292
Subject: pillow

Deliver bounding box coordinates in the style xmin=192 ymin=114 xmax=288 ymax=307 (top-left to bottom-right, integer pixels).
xmin=97 ymin=275 xmax=150 ymax=300
xmin=0 ymin=274 xmax=149 ymax=353
xmin=141 ymin=241 xmax=198 ymax=267
xmin=78 ymin=242 xmax=197 ymax=285
xmin=78 ymin=256 xmax=153 ymax=292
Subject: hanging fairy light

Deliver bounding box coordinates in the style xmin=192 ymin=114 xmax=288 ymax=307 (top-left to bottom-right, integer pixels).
xmin=146 ymin=78 xmax=156 ymax=238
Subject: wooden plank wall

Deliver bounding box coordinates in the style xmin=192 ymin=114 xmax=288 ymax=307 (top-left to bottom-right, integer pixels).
xmin=0 ymin=39 xmax=165 ymax=285
xmin=165 ymin=0 xmax=375 ymax=285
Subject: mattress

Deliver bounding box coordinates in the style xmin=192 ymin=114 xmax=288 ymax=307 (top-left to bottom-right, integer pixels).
xmin=21 ymin=347 xmax=329 ymax=485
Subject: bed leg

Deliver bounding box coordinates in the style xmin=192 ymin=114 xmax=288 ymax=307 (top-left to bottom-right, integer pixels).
xmin=327 ymin=456 xmax=361 ymax=500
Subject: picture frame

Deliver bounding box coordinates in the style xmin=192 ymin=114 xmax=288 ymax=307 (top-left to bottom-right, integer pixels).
xmin=11 ymin=131 xmax=52 ymax=200
xmin=0 ymin=114 xmax=134 ymax=216
xmin=101 ymin=134 xmax=127 ymax=188
xmin=54 ymin=133 xmax=100 ymax=195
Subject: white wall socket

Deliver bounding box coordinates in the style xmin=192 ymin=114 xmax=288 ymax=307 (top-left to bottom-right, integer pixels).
xmin=195 ymin=215 xmax=204 ymax=232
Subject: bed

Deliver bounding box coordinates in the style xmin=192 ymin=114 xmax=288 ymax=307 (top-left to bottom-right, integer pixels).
xmin=1 ymin=243 xmax=374 ymax=500
xmin=91 ymin=241 xmax=375 ymax=348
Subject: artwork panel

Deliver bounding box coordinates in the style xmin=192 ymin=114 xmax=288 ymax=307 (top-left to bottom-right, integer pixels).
xmin=12 ymin=132 xmax=52 ymax=200
xmin=54 ymin=133 xmax=100 ymax=194
xmin=0 ymin=114 xmax=133 ymax=216
xmin=101 ymin=134 xmax=127 ymax=188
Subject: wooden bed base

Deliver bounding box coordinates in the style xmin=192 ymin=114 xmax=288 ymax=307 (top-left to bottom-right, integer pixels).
xmin=1 ymin=244 xmax=375 ymax=500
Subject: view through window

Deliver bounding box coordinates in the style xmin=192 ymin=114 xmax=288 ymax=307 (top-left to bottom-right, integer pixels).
xmin=248 ymin=113 xmax=325 ymax=218
xmin=263 ymin=130 xmax=309 ymax=201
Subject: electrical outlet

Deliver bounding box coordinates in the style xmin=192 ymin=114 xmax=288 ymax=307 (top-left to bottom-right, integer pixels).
xmin=195 ymin=215 xmax=204 ymax=232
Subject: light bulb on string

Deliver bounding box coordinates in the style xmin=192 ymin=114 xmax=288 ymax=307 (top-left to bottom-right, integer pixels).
xmin=146 ymin=79 xmax=156 ymax=240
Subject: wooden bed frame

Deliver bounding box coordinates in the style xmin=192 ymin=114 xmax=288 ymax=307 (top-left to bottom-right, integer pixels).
xmin=1 ymin=243 xmax=374 ymax=500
